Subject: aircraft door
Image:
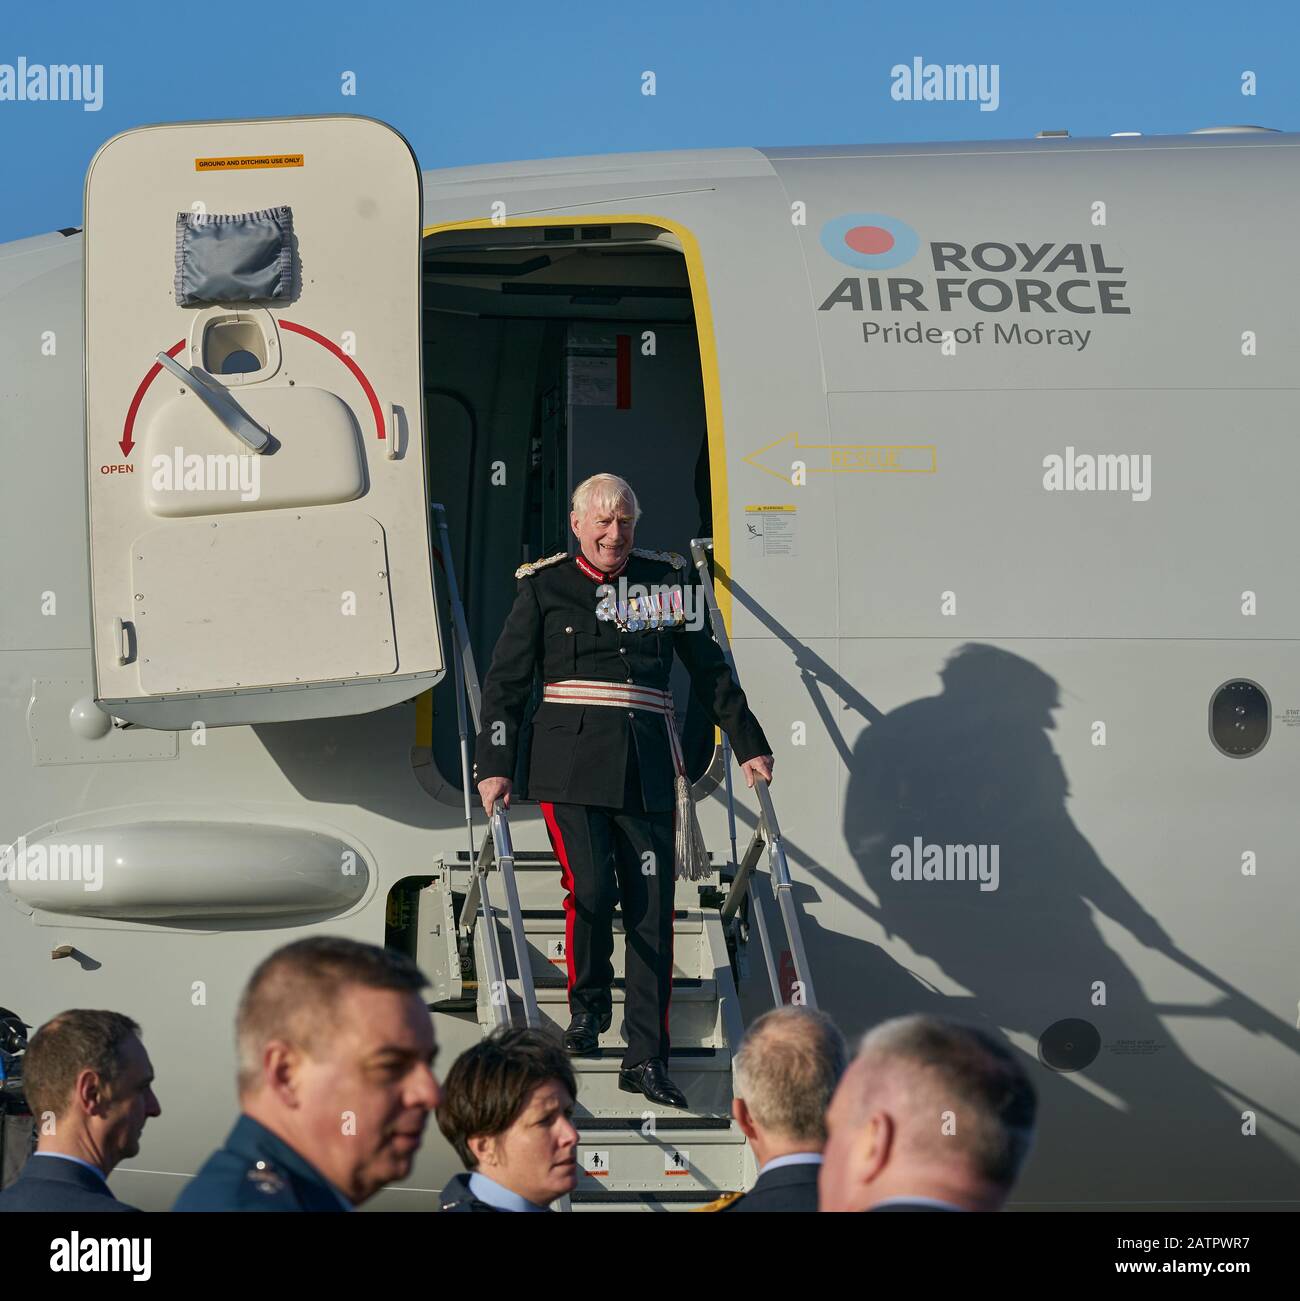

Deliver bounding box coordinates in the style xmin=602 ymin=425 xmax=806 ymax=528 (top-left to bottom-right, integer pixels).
xmin=84 ymin=116 xmax=441 ymax=728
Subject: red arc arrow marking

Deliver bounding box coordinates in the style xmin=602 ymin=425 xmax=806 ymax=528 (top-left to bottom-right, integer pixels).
xmin=117 ymin=321 xmax=387 ymax=458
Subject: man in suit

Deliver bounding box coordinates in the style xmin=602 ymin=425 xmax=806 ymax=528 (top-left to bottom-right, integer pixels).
xmin=174 ymin=936 xmax=440 ymax=1212
xmin=698 ymin=1007 xmax=846 ymax=1212
xmin=0 ymin=1009 xmax=159 ymax=1212
xmin=474 ymin=472 xmax=773 ymax=1109
xmin=434 ymin=1026 xmax=578 ymax=1212
xmin=819 ymin=1015 xmax=1037 ymax=1212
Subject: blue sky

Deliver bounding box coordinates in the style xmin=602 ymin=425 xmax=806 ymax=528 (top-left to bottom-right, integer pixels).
xmin=0 ymin=0 xmax=1295 ymax=242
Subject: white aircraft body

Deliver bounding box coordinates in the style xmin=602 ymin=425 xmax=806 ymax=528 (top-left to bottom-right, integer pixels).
xmin=1 ymin=115 xmax=1296 ymax=1210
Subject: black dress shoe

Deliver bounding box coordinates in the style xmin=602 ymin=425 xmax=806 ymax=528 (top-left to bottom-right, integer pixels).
xmin=618 ymin=1057 xmax=688 ymax=1109
xmin=564 ymin=1008 xmax=612 ymax=1055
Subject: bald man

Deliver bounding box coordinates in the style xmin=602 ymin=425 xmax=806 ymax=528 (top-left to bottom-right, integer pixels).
xmin=819 ymin=1015 xmax=1037 ymax=1212
xmin=699 ymin=1007 xmax=847 ymax=1212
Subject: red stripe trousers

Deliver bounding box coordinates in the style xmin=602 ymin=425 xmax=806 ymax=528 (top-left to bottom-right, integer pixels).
xmin=539 ymin=800 xmax=676 ymax=1068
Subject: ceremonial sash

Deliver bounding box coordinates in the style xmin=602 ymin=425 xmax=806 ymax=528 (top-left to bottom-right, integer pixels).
xmin=541 ymin=679 xmax=710 ymax=880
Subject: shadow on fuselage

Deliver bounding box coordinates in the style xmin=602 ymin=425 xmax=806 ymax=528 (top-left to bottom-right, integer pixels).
xmin=717 ymin=562 xmax=1299 ymax=1205
xmin=846 ymin=643 xmax=1299 ymax=1204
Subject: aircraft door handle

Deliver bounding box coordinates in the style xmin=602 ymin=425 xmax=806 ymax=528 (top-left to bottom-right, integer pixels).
xmin=155 ymin=351 xmax=271 ymax=453
xmin=113 ymin=617 xmax=131 ymax=665
xmin=387 ymin=403 xmax=401 ymax=460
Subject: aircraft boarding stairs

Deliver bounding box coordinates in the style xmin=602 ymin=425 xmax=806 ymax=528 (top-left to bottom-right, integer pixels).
xmin=420 ymin=514 xmax=817 ymax=1211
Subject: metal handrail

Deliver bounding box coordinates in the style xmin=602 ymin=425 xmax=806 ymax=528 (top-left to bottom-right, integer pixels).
xmin=690 ymin=538 xmax=818 ymax=1009
xmin=433 ymin=504 xmax=539 ymax=1029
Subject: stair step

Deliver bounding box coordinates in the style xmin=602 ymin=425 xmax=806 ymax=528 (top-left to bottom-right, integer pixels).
xmin=532 ymin=979 xmax=716 ymax=1002
xmin=494 ymin=935 xmax=705 ymax=983
xmin=578 ymin=1117 xmax=739 ymax=1134
xmin=573 ymin=1127 xmax=747 ymax=1194
xmin=566 ymin=1050 xmax=735 ymax=1122
xmin=520 ymin=912 xmax=703 ymax=934
xmin=569 ymin=1047 xmax=729 ymax=1066
xmin=570 ymin=1190 xmax=736 ymax=1211
xmin=534 ymin=995 xmax=721 ymax=1049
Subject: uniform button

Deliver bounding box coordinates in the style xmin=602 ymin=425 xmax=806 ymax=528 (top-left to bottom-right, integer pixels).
xmin=628 ymin=711 xmax=635 ymax=719
xmin=619 ymin=647 xmax=626 ymax=655
xmin=565 ymin=626 xmax=574 ymax=634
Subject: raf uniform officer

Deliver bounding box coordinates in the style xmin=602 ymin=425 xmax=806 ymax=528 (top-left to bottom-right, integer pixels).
xmin=474 ymin=473 xmax=773 ymax=1109
xmin=0 ymin=1009 xmax=160 ymax=1213
xmin=175 ymin=937 xmax=439 ymax=1212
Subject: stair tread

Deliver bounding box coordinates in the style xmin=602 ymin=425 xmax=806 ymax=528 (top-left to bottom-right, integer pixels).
xmin=533 ymin=981 xmax=716 ymax=1002
xmin=566 ymin=1049 xmax=730 ymax=1070
xmin=576 ymin=1121 xmax=744 ymax=1138
xmin=569 ymin=1189 xmax=738 ymax=1204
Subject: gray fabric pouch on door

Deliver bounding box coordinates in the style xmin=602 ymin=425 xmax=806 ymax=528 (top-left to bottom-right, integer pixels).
xmin=174 ymin=205 xmax=294 ymax=306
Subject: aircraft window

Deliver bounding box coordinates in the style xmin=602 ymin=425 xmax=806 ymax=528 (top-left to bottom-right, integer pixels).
xmin=1209 ymin=679 xmax=1270 ymax=758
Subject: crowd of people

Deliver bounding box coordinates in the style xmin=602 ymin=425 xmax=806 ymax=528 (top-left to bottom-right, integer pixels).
xmin=0 ymin=935 xmax=1037 ymax=1214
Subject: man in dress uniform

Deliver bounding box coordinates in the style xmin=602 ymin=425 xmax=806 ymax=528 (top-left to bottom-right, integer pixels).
xmin=474 ymin=473 xmax=773 ymax=1109
xmin=697 ymin=1006 xmax=846 ymax=1212
xmin=818 ymin=1015 xmax=1038 ymax=1212
xmin=174 ymin=937 xmax=440 ymax=1212
xmin=0 ymin=1009 xmax=159 ymax=1212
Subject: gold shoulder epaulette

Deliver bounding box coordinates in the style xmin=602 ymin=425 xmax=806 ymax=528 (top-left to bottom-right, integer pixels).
xmin=631 ymin=547 xmax=686 ymax=570
xmin=515 ymin=551 xmax=568 ymax=579
xmin=693 ymin=1190 xmax=744 ymax=1212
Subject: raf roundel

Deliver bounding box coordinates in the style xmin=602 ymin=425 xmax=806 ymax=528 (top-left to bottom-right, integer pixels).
xmin=820 ymin=213 xmax=920 ymax=270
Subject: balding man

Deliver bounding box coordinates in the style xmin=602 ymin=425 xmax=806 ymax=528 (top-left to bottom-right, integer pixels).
xmin=0 ymin=1009 xmax=159 ymax=1212
xmin=474 ymin=473 xmax=773 ymax=1109
xmin=174 ymin=937 xmax=440 ymax=1211
xmin=700 ymin=1007 xmax=846 ymax=1212
xmin=819 ymin=1015 xmax=1037 ymax=1212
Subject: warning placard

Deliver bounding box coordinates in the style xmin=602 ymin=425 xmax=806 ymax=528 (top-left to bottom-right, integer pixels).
xmin=194 ymin=154 xmax=304 ymax=172
xmin=743 ymin=504 xmax=797 ymax=557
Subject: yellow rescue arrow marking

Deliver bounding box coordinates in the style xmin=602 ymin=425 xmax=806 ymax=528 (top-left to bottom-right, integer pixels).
xmin=741 ymin=432 xmax=936 ymax=482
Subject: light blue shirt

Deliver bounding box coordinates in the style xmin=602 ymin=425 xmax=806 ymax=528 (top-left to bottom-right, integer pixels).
xmin=468 ymin=1171 xmax=551 ymax=1213
xmin=757 ymin=1151 xmax=823 ymax=1178
xmin=872 ymin=1194 xmax=966 ymax=1211
xmin=32 ymin=1152 xmax=109 ymax=1183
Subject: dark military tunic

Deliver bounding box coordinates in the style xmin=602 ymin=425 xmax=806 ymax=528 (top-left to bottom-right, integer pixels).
xmin=716 ymin=1157 xmax=822 ymax=1212
xmin=472 ymin=546 xmax=770 ymax=1069
xmin=0 ymin=1154 xmax=140 ymax=1213
xmin=473 ymin=548 xmax=769 ymax=809
xmin=172 ymin=1114 xmax=351 ymax=1212
xmin=435 ymin=1171 xmax=505 ymax=1212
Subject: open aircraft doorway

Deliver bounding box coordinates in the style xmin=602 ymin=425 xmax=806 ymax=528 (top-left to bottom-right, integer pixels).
xmin=412 ymin=220 xmax=721 ymax=806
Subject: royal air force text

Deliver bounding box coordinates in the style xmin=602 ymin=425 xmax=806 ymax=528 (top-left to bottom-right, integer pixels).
xmin=819 ymin=242 xmax=1129 ymax=316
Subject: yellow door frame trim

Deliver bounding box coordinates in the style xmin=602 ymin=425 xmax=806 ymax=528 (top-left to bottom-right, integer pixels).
xmin=416 ymin=213 xmax=732 ymax=751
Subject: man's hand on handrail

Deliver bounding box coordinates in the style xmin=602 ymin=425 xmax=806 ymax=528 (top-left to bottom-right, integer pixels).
xmin=478 ymin=777 xmax=512 ymax=816
xmin=741 ymin=755 xmax=774 ymax=788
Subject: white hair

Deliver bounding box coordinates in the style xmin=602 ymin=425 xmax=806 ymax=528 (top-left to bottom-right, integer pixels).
xmin=571 ymin=473 xmax=641 ymax=523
